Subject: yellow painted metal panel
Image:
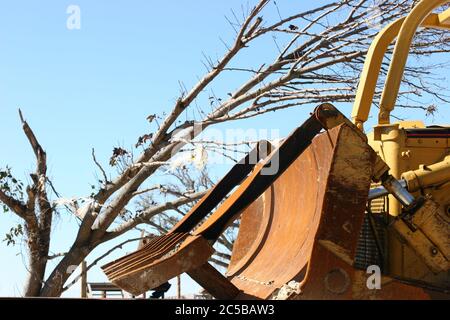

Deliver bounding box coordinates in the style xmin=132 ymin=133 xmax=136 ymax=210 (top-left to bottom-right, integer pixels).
xmin=351 ymin=3 xmax=450 ymax=130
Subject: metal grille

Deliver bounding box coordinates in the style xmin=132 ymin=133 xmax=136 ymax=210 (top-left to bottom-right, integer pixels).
xmin=354 ymin=214 xmax=383 ymax=270
xmin=354 ymin=188 xmax=387 ymax=271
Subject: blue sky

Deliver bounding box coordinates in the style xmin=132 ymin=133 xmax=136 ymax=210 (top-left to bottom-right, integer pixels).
xmin=0 ymin=1 xmax=449 ymax=297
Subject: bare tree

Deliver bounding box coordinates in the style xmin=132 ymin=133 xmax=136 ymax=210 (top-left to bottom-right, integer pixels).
xmin=1 ymin=0 xmax=449 ymax=297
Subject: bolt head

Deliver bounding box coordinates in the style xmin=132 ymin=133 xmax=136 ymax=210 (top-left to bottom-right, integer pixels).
xmin=430 ymin=247 xmax=438 ymax=256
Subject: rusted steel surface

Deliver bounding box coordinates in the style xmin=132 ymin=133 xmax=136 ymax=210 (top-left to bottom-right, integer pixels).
xmin=101 ymin=103 xmax=443 ymax=299
xmin=227 ymin=186 xmax=273 ymax=276
xmin=102 ymin=232 xmax=189 ymax=279
xmin=228 ymin=123 xmax=376 ymax=299
xmin=295 ymin=244 xmax=434 ymax=300
xmin=102 ymin=105 xmax=330 ymax=295
xmin=187 ymin=263 xmax=241 ymax=300
xmin=108 ymin=235 xmax=214 ymax=296
xmin=171 ymin=143 xmax=264 ymax=233
xmin=191 ymin=112 xmax=324 ymax=241
xmin=228 ymin=123 xmax=447 ymax=299
xmin=102 ymin=145 xmax=264 ymax=292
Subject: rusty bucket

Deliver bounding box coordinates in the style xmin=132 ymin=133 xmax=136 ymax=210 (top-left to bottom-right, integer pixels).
xmin=102 ymin=104 xmax=440 ymax=299
xmin=226 ymin=123 xmax=376 ymax=299
xmin=226 ymin=123 xmax=434 ymax=300
xmin=103 ymin=125 xmax=374 ymax=296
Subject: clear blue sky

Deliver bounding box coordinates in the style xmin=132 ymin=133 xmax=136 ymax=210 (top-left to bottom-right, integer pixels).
xmin=0 ymin=1 xmax=448 ymax=297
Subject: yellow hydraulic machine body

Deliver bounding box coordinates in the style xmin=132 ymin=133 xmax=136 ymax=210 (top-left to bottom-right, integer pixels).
xmin=351 ymin=0 xmax=450 ymax=290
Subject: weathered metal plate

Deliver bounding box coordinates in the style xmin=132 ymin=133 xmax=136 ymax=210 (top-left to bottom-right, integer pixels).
xmin=101 ymin=107 xmax=327 ymax=295
xmin=110 ymin=235 xmax=214 ymax=296
xmin=228 ymin=123 xmax=377 ymax=299
xmin=102 ymin=105 xmax=449 ymax=299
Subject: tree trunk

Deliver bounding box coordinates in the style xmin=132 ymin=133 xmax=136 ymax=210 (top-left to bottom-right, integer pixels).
xmin=39 ymin=246 xmax=88 ymax=297
xmin=24 ymin=257 xmax=46 ymax=296
xmin=23 ymin=225 xmax=49 ymax=297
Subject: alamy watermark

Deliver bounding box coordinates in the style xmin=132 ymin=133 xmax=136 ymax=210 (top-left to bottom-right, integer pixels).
xmin=66 ymin=5 xmax=81 ymax=30
xmin=366 ymin=265 xmax=381 ymax=290
xmin=168 ymin=123 xmax=281 ymax=175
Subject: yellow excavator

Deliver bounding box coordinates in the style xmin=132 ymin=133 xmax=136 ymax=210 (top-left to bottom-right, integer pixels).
xmin=102 ymin=0 xmax=450 ymax=299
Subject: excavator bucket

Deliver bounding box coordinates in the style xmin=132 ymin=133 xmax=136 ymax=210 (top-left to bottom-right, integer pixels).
xmin=103 ymin=104 xmax=432 ymax=299
xmin=226 ymin=123 xmax=376 ymax=299
xmin=225 ymin=126 xmax=436 ymax=299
